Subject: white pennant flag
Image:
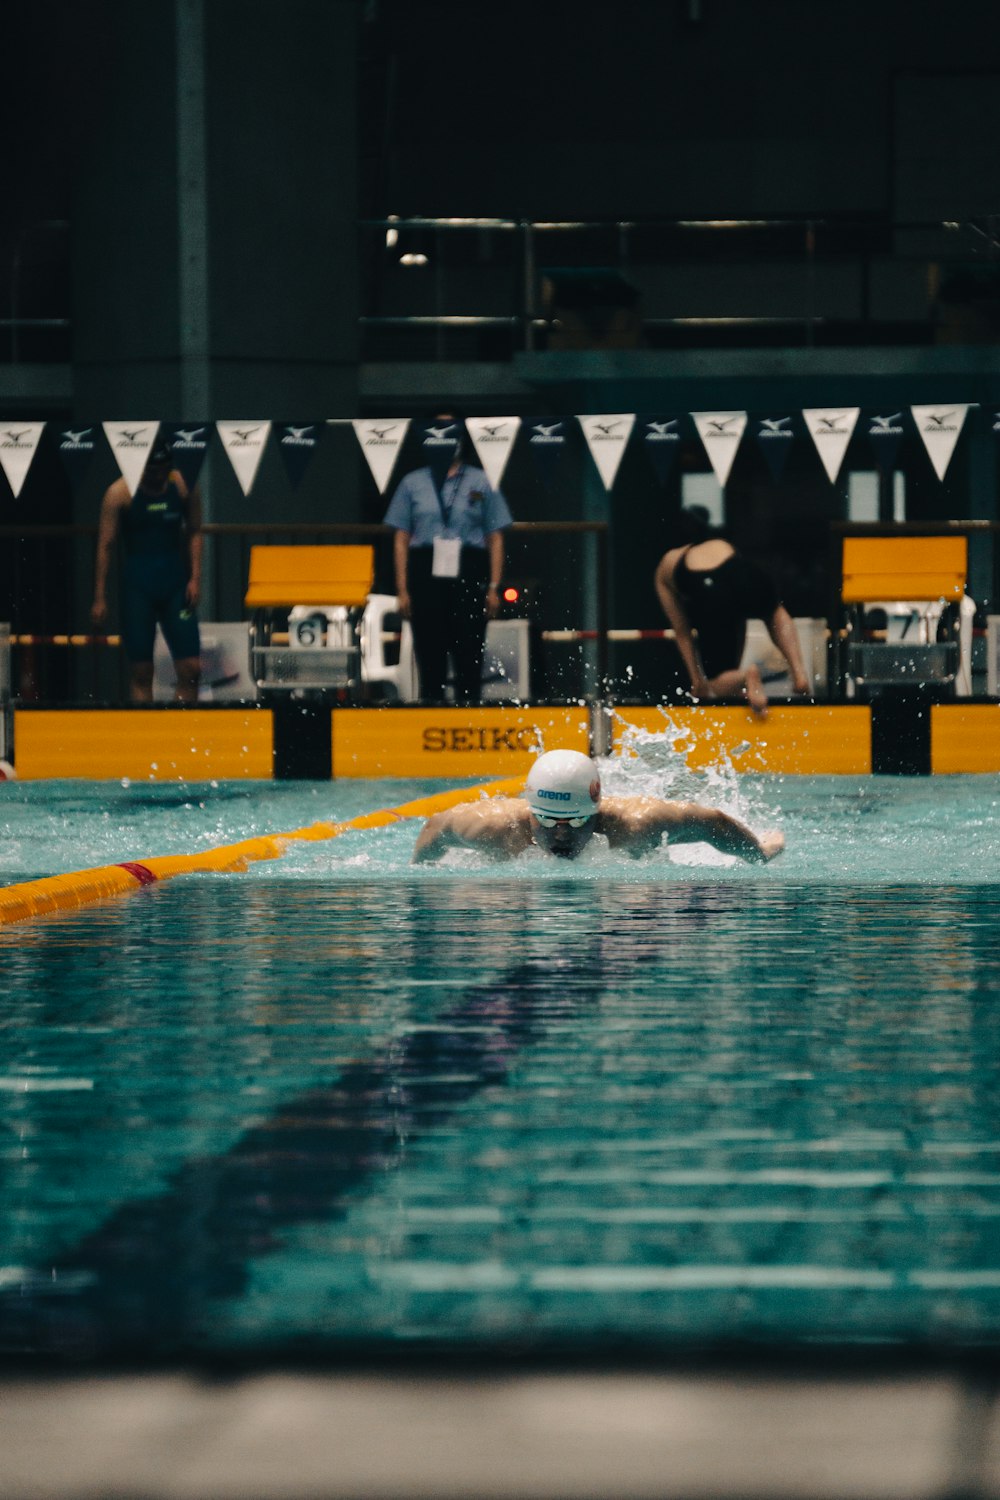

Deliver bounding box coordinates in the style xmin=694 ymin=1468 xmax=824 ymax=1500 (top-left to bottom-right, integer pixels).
xmin=578 ymin=414 xmax=636 ymax=490
xmin=0 ymin=421 xmax=45 ymax=499
xmin=802 ymin=408 xmax=860 ymax=484
xmin=911 ymin=404 xmax=968 ymax=481
xmin=465 ymin=415 xmax=521 ymax=490
xmin=217 ymin=421 xmax=272 ymax=495
xmin=691 ymin=411 xmax=747 ymax=487
xmin=102 ymin=421 xmax=160 ymax=495
xmin=352 ymin=418 xmax=410 ymax=494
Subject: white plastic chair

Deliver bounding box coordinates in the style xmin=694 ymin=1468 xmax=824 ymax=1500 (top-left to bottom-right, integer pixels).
xmin=359 ymin=593 xmax=418 ymax=701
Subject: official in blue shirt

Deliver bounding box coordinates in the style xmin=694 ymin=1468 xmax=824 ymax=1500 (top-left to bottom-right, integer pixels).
xmin=383 ymin=437 xmax=513 ymax=703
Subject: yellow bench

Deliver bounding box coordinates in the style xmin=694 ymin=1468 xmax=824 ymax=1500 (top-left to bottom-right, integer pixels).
xmin=840 ymin=536 xmax=968 ymax=695
xmin=841 ymin=536 xmax=967 ymax=604
xmin=245 ymin=545 xmax=376 ymax=695
xmin=244 ymin=545 xmax=375 ymax=609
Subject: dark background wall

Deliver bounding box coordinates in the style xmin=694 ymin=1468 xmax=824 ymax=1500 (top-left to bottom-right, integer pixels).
xmin=364 ymin=0 xmax=1000 ymax=222
xmin=2 ymin=0 xmax=999 ymax=686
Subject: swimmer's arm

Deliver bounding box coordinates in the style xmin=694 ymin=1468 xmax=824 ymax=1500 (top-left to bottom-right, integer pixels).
xmin=412 ymin=809 xmax=463 ymax=862
xmin=411 ymin=803 xmax=527 ymax=863
xmin=184 ymin=485 xmax=203 ymax=606
xmin=92 ymin=481 xmax=127 ymax=625
xmin=639 ymin=801 xmax=783 ymax=863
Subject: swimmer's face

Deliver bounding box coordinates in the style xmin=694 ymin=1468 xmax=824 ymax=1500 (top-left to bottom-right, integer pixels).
xmin=529 ymin=812 xmax=597 ymax=859
xmin=143 ymin=456 xmax=171 ymax=484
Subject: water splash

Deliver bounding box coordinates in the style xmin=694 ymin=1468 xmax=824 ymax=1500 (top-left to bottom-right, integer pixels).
xmin=606 ymin=707 xmax=772 ymax=831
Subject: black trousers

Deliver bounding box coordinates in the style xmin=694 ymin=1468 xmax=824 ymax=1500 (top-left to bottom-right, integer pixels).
xmin=408 ymin=545 xmax=489 ymax=703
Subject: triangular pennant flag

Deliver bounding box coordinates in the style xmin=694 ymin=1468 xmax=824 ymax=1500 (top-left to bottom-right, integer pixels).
xmin=55 ymin=424 xmax=99 ymax=492
xmin=352 ymin=418 xmax=410 ymax=494
xmin=417 ymin=417 xmax=463 ymax=490
xmin=578 ymin=413 xmax=635 ymax=491
xmin=864 ymin=408 xmax=906 ymax=472
xmin=637 ymin=415 xmax=683 ymax=486
xmin=752 ymin=413 xmax=796 ymax=483
xmin=911 ymin=404 xmax=968 ymax=481
xmin=216 ymin=421 xmax=271 ymax=495
xmin=160 ymin=421 xmax=212 ymax=489
xmin=465 ymin=415 xmax=520 ymax=490
xmin=691 ymin=411 xmax=747 ymax=487
xmin=0 ymin=421 xmax=45 ymax=499
xmin=802 ymin=408 xmax=859 ymax=484
xmin=102 ymin=420 xmax=160 ymax=495
xmin=275 ymin=422 xmax=323 ymax=489
xmin=525 ymin=416 xmax=570 ymax=486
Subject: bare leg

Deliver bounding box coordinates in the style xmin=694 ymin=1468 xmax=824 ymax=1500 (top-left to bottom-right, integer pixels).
xmin=706 ymin=664 xmax=769 ymax=718
xmin=129 ymin=662 xmax=154 ymax=703
xmin=741 ymin=663 xmax=769 ymax=716
xmin=174 ymin=656 xmax=201 ymax=704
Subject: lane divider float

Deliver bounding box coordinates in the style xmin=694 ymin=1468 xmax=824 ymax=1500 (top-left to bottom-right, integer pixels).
xmin=0 ymin=775 xmax=527 ymax=929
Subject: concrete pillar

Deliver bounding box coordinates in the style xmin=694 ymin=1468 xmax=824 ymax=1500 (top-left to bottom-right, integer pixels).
xmin=71 ymin=0 xmax=361 ymax=529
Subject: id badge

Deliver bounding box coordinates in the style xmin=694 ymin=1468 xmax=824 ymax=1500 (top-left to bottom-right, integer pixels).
xmin=432 ymin=535 xmax=462 ymax=578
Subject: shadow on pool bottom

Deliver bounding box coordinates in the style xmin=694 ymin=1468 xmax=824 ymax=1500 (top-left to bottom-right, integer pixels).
xmin=6 ymin=881 xmax=1000 ymax=1376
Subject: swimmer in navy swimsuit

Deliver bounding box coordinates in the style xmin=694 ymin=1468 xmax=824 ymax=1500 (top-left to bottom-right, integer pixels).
xmin=654 ymin=535 xmax=810 ymax=716
xmin=92 ymin=443 xmax=202 ymax=702
xmin=413 ymin=749 xmax=784 ymax=864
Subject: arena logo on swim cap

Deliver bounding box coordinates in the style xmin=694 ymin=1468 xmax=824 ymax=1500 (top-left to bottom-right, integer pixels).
xmin=537 ymin=788 xmax=572 ymax=802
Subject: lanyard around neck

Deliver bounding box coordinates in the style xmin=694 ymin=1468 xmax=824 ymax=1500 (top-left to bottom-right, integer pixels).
xmin=434 ymin=463 xmax=462 ymax=526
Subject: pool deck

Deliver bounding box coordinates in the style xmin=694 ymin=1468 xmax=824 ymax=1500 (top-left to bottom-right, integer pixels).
xmin=5 ymin=1366 xmax=1000 ymax=1498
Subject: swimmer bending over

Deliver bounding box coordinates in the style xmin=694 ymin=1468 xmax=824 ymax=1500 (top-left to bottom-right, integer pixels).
xmin=412 ymin=749 xmax=783 ymax=865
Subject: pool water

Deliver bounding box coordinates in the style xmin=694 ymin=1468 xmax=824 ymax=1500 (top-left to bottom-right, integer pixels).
xmin=2 ymin=758 xmax=1000 ymax=1363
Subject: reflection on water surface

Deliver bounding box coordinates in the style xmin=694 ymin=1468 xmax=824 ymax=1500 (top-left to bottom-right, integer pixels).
xmin=3 ymin=876 xmax=1000 ymax=1361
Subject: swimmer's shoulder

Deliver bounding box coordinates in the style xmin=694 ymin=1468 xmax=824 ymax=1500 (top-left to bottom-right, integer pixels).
xmin=656 ymin=546 xmax=685 ymax=580
xmin=685 ymin=537 xmax=735 ymax=569
xmin=598 ymin=793 xmax=675 ymax=821
xmin=471 ymin=795 xmax=529 ymax=822
xmin=597 ymin=795 xmax=681 ymax=852
xmin=455 ymin=797 xmax=532 ymax=852
xmin=101 ymin=475 xmax=132 ymax=509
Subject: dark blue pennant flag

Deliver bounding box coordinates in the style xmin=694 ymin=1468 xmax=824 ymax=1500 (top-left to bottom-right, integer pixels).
xmin=418 ymin=418 xmax=463 ymax=490
xmin=637 ymin=414 xmax=682 ymax=486
xmin=752 ymin=412 xmax=796 ymax=482
xmin=276 ymin=422 xmax=323 ymax=489
xmin=525 ymin=416 xmax=569 ymax=487
xmin=864 ymin=408 xmax=907 ymax=472
xmin=55 ymin=424 xmax=99 ymax=492
xmin=161 ymin=421 xmax=212 ymax=489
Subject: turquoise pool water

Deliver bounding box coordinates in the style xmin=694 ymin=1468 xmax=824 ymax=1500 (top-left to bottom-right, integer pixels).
xmin=2 ymin=753 xmax=1000 ymax=1363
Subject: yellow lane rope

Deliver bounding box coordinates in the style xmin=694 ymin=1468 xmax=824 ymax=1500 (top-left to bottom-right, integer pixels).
xmin=0 ymin=775 xmax=527 ymax=929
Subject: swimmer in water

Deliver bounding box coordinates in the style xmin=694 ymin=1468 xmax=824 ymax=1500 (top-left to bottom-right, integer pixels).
xmin=411 ymin=749 xmax=784 ymax=864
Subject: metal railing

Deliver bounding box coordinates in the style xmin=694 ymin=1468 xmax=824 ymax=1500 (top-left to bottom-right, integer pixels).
xmin=360 ymin=213 xmax=1000 ymax=358
xmin=5 ymin=214 xmax=1000 ymax=365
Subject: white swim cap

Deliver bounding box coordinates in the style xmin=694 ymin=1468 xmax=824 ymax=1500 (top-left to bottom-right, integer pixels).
xmin=525 ymin=750 xmax=601 ymax=821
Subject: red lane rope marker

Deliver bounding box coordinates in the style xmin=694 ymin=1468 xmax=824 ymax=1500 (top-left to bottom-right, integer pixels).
xmin=0 ymin=774 xmax=528 ymax=929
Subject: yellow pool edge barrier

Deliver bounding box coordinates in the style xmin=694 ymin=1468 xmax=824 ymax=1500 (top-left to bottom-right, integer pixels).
xmin=0 ymin=775 xmax=527 ymax=929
